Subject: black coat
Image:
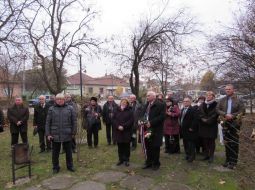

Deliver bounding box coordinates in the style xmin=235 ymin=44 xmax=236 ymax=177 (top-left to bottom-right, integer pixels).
xmin=113 ymin=106 xmax=134 ymax=143
xmin=83 ymin=104 xmax=102 ymax=130
xmin=33 ymin=103 xmax=50 ymax=130
xmin=180 ymin=106 xmax=198 ymax=141
xmin=7 ymin=104 xmax=29 ymax=134
xmin=198 ymin=101 xmax=218 ymax=139
xmin=130 ymin=101 xmax=143 ymax=130
xmin=143 ymin=100 xmax=166 ymax=147
xmin=102 ymin=101 xmax=118 ymax=125
xmin=0 ymin=108 xmax=4 ymax=126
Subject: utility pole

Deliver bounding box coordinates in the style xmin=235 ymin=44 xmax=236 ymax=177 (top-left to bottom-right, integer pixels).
xmin=79 ymin=54 xmax=83 ymax=101
xmin=22 ymin=54 xmax=27 ymax=96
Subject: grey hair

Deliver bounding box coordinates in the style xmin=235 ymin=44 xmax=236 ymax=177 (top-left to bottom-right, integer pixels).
xmin=129 ymin=94 xmax=136 ymax=99
xmin=147 ymin=91 xmax=156 ymax=98
xmin=56 ymin=93 xmax=65 ymax=99
xmin=39 ymin=95 xmax=45 ymax=99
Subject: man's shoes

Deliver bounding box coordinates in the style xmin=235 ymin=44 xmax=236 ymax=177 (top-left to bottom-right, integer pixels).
xmin=124 ymin=161 xmax=130 ymax=167
xmin=152 ymin=165 xmax=160 ymax=171
xmin=116 ymin=161 xmax=123 ymax=166
xmin=227 ymin=164 xmax=236 ymax=170
xmin=72 ymin=149 xmax=77 ymax=153
xmin=39 ymin=149 xmax=45 ymax=153
xmin=208 ymin=157 xmax=214 ymax=163
xmin=53 ymin=169 xmax=59 ymax=174
xmin=67 ymin=167 xmax=75 ymax=172
xmin=183 ymin=156 xmax=189 ymax=160
xmin=164 ymin=149 xmax=169 ymax=153
xmin=201 ymin=156 xmax=210 ymax=161
xmin=222 ymin=162 xmax=229 ymax=167
xmin=142 ymin=164 xmax=152 ymax=169
xmin=131 ymin=146 xmax=136 ymax=151
xmin=187 ymin=157 xmax=195 ymax=163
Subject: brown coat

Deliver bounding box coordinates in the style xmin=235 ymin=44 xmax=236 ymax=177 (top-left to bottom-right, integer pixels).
xmin=7 ymin=104 xmax=29 ymax=134
xmin=216 ymin=95 xmax=245 ymax=126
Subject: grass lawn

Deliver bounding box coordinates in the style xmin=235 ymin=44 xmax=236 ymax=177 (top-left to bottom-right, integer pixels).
xmin=0 ymin=117 xmax=248 ymax=190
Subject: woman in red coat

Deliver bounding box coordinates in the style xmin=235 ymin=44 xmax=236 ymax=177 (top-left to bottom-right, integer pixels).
xmin=163 ymin=98 xmax=180 ymax=154
xmin=113 ymin=99 xmax=134 ymax=166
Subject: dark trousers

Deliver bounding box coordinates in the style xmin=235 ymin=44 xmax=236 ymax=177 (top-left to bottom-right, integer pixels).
xmin=196 ymin=137 xmax=204 ymax=154
xmin=106 ymin=123 xmax=115 ymax=144
xmin=87 ymin=127 xmax=99 ymax=147
xmin=38 ymin=129 xmax=51 ymax=151
xmin=145 ymin=140 xmax=160 ymax=167
xmin=117 ymin=142 xmax=130 ymax=162
xmin=183 ymin=139 xmax=196 ymax=161
xmin=224 ymin=124 xmax=240 ymax=165
xmin=131 ymin=130 xmax=137 ymax=148
xmin=164 ymin=134 xmax=180 ymax=153
xmin=52 ymin=141 xmax=73 ymax=170
xmin=11 ymin=132 xmax=28 ymax=145
xmin=72 ymin=138 xmax=76 ymax=150
xmin=202 ymin=138 xmax=215 ymax=157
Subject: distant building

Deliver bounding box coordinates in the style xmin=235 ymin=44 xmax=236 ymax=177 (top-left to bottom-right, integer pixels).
xmin=65 ymin=72 xmax=130 ymax=98
xmin=0 ymin=70 xmax=22 ymax=98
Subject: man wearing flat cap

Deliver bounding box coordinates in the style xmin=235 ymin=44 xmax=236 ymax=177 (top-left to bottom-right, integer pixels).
xmin=83 ymin=97 xmax=102 ymax=148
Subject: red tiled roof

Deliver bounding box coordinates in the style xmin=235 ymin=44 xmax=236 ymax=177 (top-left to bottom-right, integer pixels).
xmin=67 ymin=72 xmax=94 ymax=84
xmin=67 ymin=73 xmax=129 ymax=87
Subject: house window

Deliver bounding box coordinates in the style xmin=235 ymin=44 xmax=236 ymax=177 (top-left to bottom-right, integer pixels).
xmin=99 ymin=88 xmax=104 ymax=94
xmin=88 ymin=87 xmax=93 ymax=94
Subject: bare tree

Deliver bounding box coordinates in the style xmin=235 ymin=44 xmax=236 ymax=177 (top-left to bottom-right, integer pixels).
xmin=114 ymin=8 xmax=195 ymax=99
xmin=0 ymin=0 xmax=31 ymax=44
xmin=208 ymin=0 xmax=255 ymax=112
xmin=23 ymin=0 xmax=100 ymax=95
xmin=0 ymin=52 xmax=24 ymax=100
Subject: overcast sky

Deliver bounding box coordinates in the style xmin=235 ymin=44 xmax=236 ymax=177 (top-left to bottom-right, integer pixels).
xmin=69 ymin=0 xmax=241 ymax=77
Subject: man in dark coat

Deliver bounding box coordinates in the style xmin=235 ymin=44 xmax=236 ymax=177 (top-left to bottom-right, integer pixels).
xmin=83 ymin=97 xmax=102 ymax=148
xmin=0 ymin=107 xmax=4 ymax=133
xmin=142 ymin=91 xmax=166 ymax=170
xmin=180 ymin=97 xmax=198 ymax=163
xmin=216 ymin=84 xmax=245 ymax=169
xmin=47 ymin=95 xmax=55 ymax=107
xmin=193 ymin=96 xmax=206 ymax=154
xmin=129 ymin=94 xmax=143 ymax=150
xmin=7 ymin=97 xmax=29 ymax=145
xmin=33 ymin=95 xmax=51 ymax=153
xmin=102 ymin=95 xmax=118 ymax=145
xmin=45 ymin=93 xmax=77 ymax=174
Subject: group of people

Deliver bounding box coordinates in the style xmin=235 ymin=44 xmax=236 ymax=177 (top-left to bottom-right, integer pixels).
xmin=146 ymin=84 xmax=245 ymax=170
xmin=6 ymin=94 xmax=77 ymax=173
xmin=4 ymin=83 xmax=245 ymax=174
